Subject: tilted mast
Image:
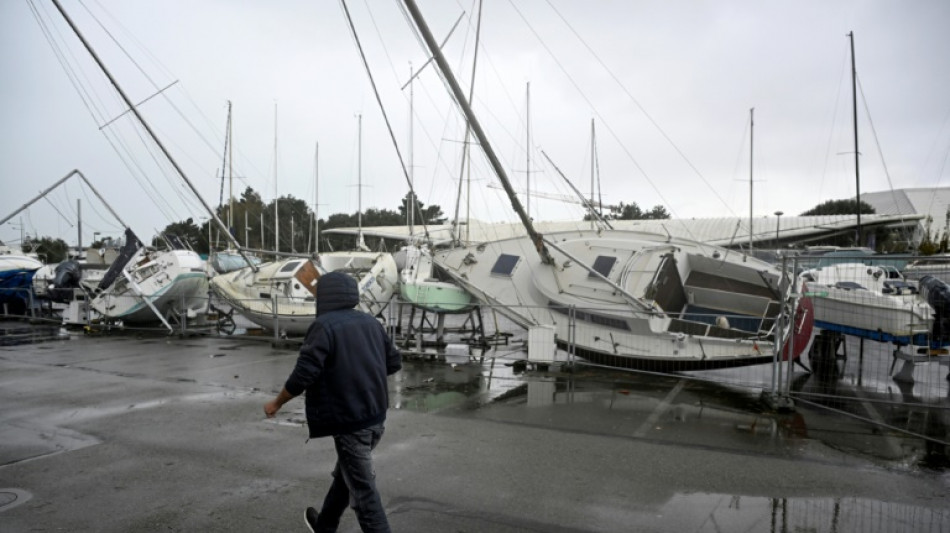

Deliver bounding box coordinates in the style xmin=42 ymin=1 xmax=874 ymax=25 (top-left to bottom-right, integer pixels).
xmin=51 ymin=0 xmax=258 ymax=271
xmin=401 ymin=0 xmax=554 ymax=265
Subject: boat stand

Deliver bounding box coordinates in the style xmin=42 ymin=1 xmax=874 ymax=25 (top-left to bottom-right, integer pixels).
xmin=809 ymin=330 xmax=847 ymax=378
xmin=890 ymin=347 xmax=950 ymax=383
xmin=395 ymin=302 xmax=497 ymax=358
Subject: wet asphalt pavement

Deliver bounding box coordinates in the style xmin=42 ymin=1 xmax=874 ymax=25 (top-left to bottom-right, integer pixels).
xmin=1 ymin=326 xmax=949 ymax=532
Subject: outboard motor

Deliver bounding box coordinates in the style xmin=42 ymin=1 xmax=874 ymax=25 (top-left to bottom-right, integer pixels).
xmin=49 ymin=260 xmax=82 ymax=303
xmin=918 ymin=275 xmax=950 ymax=343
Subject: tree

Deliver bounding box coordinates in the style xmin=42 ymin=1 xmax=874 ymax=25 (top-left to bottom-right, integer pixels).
xmin=604 ymin=201 xmax=671 ymax=220
xmin=157 ymin=187 xmax=445 ymax=255
xmin=800 ymin=199 xmax=875 ymax=216
xmin=156 ymin=218 xmax=204 ymax=252
xmin=399 ymin=192 xmax=446 ymax=225
xmin=22 ymin=236 xmax=69 ymax=263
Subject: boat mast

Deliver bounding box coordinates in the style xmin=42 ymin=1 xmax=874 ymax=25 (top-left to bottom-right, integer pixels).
xmin=313 ymin=142 xmax=320 ymax=253
xmin=274 ymin=102 xmax=279 ymax=255
xmin=749 ymin=107 xmax=754 ymax=252
xmin=228 ymin=101 xmax=234 ymax=245
xmin=50 ymin=0 xmax=257 ymax=271
xmin=526 ymin=81 xmax=531 ymax=221
xmin=408 ymin=63 xmax=415 ymax=237
xmin=357 ymin=113 xmax=363 ymax=248
xmin=452 ymin=0 xmax=484 ymax=246
xmin=849 ymin=31 xmax=862 ymax=245
xmin=402 ymin=0 xmax=553 ymax=265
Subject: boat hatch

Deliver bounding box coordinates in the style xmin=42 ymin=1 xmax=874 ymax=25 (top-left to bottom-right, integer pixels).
xmin=490 ymin=254 xmax=520 ymax=277
xmin=646 ymin=255 xmax=686 ymax=312
xmin=279 ymin=261 xmax=301 ymax=273
xmin=589 ymin=256 xmax=617 ymax=279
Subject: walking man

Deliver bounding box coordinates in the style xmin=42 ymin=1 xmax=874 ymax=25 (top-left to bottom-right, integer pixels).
xmin=264 ymin=271 xmax=401 ymax=532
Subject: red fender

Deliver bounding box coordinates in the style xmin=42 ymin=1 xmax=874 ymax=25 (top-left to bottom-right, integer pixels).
xmin=781 ymin=294 xmax=815 ymax=361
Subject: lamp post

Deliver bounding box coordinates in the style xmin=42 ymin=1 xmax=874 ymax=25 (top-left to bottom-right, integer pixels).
xmin=774 ymin=211 xmax=784 ymax=249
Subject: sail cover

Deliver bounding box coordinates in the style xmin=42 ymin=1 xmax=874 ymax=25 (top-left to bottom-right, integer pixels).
xmin=96 ymin=227 xmax=144 ymax=293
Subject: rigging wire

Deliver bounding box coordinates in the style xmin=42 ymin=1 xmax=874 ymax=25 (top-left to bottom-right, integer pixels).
xmin=857 ymin=75 xmax=913 ymax=243
xmin=816 ymin=47 xmax=850 ymax=210
xmin=340 ymin=0 xmax=430 ymax=240
xmin=385 ymin=1 xmax=481 ymax=219
xmin=27 ymin=0 xmax=110 ymax=125
xmin=395 ymin=1 xmax=553 ymax=229
xmin=31 ymin=0 xmax=241 ymax=243
xmin=535 ymin=1 xmax=723 ymax=233
xmin=913 ymin=106 xmax=950 ymax=192
xmin=82 ymin=0 xmax=226 ymax=166
xmin=26 ymin=1 xmax=182 ymax=233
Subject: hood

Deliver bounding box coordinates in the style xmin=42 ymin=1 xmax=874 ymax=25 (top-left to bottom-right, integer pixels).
xmin=316 ymin=271 xmax=359 ymax=315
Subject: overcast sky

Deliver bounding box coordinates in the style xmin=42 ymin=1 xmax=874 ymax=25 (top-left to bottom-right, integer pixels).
xmin=2 ymin=0 xmax=949 ymax=248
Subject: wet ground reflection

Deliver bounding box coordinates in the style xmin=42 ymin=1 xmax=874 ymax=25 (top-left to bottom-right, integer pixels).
xmin=391 ymin=354 xmax=950 ymax=473
xmin=391 ymin=353 xmax=526 ymax=413
xmin=652 ymin=492 xmax=950 ymax=532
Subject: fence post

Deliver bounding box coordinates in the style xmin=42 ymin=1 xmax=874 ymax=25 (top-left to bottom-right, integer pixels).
xmin=762 ymin=253 xmax=794 ymax=411
xmin=568 ymin=304 xmax=576 ymax=366
xmin=180 ymin=291 xmax=186 ymax=336
xmin=272 ymin=293 xmax=279 ymax=342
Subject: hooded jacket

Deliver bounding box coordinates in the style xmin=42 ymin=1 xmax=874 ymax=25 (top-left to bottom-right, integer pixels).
xmin=283 ymin=271 xmax=402 ymax=438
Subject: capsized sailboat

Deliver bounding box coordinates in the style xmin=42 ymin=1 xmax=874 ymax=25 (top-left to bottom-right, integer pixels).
xmin=209 ymin=251 xmax=398 ymax=336
xmin=88 ymin=228 xmax=210 ymax=327
xmin=434 ymin=230 xmax=813 ymax=369
xmin=401 ymin=0 xmax=813 ymax=370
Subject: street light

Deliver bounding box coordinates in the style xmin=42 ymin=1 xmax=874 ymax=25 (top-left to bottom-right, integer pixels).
xmin=774 ymin=211 xmax=784 ymax=249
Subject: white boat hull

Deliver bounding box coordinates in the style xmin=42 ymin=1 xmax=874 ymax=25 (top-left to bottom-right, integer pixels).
xmin=90 ymin=249 xmax=210 ymax=324
xmin=800 ymin=263 xmax=934 ymax=340
xmin=433 ymin=229 xmax=813 ymax=370
xmin=808 ymin=285 xmax=933 ymax=337
xmin=210 ymin=251 xmax=398 ymax=335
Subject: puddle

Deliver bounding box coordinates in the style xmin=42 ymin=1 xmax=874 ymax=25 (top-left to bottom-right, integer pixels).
xmin=397 ymin=355 xmax=950 ymax=472
xmin=392 ymin=354 xmax=526 ymax=413
xmin=0 ymin=489 xmax=32 ymax=513
xmin=649 ymin=492 xmax=950 ymax=532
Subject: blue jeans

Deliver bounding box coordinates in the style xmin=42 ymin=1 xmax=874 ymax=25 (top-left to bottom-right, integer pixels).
xmin=314 ymin=423 xmax=390 ymax=533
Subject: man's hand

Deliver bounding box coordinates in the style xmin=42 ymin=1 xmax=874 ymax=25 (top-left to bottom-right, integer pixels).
xmin=264 ymin=387 xmax=296 ymax=418
xmin=263 ymin=399 xmax=282 ymax=418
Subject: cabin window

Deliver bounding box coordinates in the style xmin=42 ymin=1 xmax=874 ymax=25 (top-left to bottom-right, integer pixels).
xmin=280 ymin=261 xmax=301 ymax=273
xmin=589 ymin=255 xmax=617 ymax=279
xmin=490 ymin=254 xmax=520 ymax=277
xmin=549 ymin=300 xmax=631 ymax=331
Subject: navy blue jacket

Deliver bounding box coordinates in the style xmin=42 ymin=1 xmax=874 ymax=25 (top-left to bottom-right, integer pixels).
xmin=283 ymin=271 xmax=401 ymax=438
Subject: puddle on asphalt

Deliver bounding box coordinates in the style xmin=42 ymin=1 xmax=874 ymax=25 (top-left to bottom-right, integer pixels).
xmin=392 ymin=356 xmax=950 ymax=473
xmin=649 ymin=492 xmax=950 ymax=532
xmin=391 ymin=355 xmax=525 ymax=413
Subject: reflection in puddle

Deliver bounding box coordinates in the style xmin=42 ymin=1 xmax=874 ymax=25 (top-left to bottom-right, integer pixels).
xmin=391 ymin=355 xmax=524 ymax=413
xmin=389 ymin=342 xmax=950 ymax=471
xmin=658 ymin=492 xmax=949 ymax=532
xmin=495 ymin=375 xmax=950 ymax=472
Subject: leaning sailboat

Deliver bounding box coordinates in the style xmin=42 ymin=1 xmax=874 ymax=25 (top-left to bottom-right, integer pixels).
xmin=209 ymin=250 xmax=398 ymax=336
xmin=88 ymin=228 xmax=210 ymax=328
xmin=402 ymin=0 xmax=813 ymax=370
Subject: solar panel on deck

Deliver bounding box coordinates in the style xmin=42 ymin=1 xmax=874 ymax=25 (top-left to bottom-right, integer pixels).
xmin=490 ymin=254 xmax=520 ymax=276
